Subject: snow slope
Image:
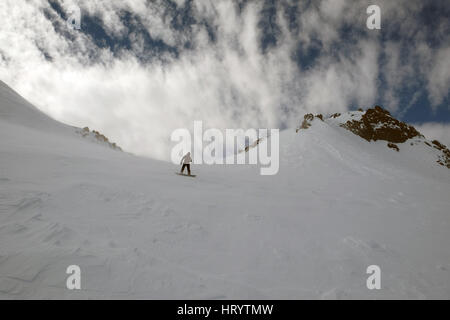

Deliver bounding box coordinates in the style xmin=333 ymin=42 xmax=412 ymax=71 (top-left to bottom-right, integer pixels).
xmin=1 ymin=80 xmax=449 ymax=299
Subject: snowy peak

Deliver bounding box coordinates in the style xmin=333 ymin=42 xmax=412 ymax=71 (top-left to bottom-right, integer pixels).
xmin=0 ymin=80 xmax=122 ymax=152
xmin=0 ymin=80 xmax=64 ymax=131
xmin=296 ymin=106 xmax=450 ymax=170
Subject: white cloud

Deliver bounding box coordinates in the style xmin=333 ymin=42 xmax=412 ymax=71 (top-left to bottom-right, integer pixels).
xmin=0 ymin=0 xmax=448 ymax=161
xmin=427 ymin=46 xmax=450 ymax=107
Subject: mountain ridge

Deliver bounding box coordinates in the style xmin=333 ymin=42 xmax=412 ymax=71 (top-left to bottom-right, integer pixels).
xmin=1 ymin=82 xmax=449 ymax=299
xmin=296 ymin=106 xmax=450 ymax=170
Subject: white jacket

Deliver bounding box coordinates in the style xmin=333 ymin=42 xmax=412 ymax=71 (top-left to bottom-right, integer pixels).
xmin=180 ymin=153 xmax=192 ymax=165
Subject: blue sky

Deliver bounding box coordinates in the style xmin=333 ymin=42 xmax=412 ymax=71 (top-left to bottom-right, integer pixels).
xmin=0 ymin=0 xmax=449 ymax=158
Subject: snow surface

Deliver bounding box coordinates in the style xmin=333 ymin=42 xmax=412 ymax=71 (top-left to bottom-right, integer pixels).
xmin=1 ymin=80 xmax=450 ymax=299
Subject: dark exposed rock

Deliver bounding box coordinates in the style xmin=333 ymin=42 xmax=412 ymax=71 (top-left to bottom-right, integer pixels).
xmin=315 ymin=114 xmax=324 ymax=121
xmin=331 ymin=113 xmax=341 ymax=118
xmin=242 ymin=138 xmax=262 ymax=153
xmin=431 ymin=140 xmax=450 ymax=168
xmin=77 ymin=127 xmax=122 ymax=151
xmin=296 ymin=113 xmax=316 ymax=132
xmin=387 ymin=142 xmax=399 ymax=152
xmin=340 ymin=105 xmax=423 ymax=143
xmin=432 ymin=140 xmax=446 ymax=150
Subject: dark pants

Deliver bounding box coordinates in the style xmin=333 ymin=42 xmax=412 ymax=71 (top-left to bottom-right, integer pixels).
xmin=181 ymin=164 xmax=191 ymax=175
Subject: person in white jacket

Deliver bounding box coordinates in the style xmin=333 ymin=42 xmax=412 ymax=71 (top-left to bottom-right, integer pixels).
xmin=180 ymin=152 xmax=193 ymax=175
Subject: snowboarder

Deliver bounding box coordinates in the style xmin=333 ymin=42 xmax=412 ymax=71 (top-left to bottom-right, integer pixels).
xmin=180 ymin=152 xmax=192 ymax=175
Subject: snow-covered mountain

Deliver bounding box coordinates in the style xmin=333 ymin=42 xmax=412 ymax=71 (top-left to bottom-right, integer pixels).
xmin=1 ymin=80 xmax=449 ymax=299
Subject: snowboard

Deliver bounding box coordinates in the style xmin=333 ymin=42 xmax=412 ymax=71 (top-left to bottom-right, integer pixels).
xmin=175 ymin=172 xmax=196 ymax=178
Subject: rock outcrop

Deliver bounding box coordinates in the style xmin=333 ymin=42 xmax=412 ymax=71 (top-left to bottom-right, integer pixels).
xmin=340 ymin=106 xmax=422 ymax=143
xmin=77 ymin=127 xmax=122 ymax=151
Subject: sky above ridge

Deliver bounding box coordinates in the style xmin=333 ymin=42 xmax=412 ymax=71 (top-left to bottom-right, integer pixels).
xmin=0 ymin=0 xmax=449 ymax=158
